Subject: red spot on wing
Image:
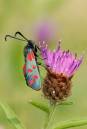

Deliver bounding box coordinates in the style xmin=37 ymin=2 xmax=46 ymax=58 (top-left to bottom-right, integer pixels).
xmin=23 ymin=64 xmax=26 ymax=75
xmin=28 ymin=79 xmax=35 ymax=85
xmin=32 ymin=65 xmax=36 ymax=69
xmin=32 ymin=75 xmax=39 ymax=79
xmin=31 ymin=51 xmax=35 ymax=59
xmin=28 ymin=75 xmax=39 ymax=86
xmin=27 ymin=69 xmax=33 ymax=73
xmin=27 ymin=51 xmax=35 ymax=61
xmin=27 ymin=53 xmax=32 ymax=61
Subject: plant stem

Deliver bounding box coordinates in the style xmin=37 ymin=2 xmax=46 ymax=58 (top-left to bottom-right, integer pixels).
xmin=44 ymin=104 xmax=57 ymax=129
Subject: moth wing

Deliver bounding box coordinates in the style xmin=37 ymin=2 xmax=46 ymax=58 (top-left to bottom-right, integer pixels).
xmin=23 ymin=64 xmax=29 ymax=86
xmin=25 ymin=49 xmax=41 ymax=90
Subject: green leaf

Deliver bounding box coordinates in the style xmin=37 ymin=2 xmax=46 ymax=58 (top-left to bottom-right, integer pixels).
xmin=51 ymin=118 xmax=87 ymax=129
xmin=0 ymin=102 xmax=26 ymax=129
xmin=58 ymin=101 xmax=73 ymax=106
xmin=28 ymin=100 xmax=50 ymax=114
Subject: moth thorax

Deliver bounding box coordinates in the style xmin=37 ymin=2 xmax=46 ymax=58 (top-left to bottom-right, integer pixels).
xmin=42 ymin=68 xmax=72 ymax=103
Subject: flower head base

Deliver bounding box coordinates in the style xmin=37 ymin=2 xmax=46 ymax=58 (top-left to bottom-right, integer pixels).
xmin=40 ymin=41 xmax=83 ymax=103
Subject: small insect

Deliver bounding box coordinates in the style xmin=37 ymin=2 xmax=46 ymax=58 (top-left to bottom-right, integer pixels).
xmin=5 ymin=31 xmax=44 ymax=90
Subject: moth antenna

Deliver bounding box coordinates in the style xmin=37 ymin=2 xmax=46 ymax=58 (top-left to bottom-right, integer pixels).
xmin=5 ymin=35 xmax=8 ymax=41
xmin=15 ymin=31 xmax=29 ymax=42
xmin=5 ymin=35 xmax=26 ymax=42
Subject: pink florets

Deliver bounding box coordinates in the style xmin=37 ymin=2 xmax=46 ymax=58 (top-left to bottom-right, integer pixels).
xmin=39 ymin=41 xmax=83 ymax=78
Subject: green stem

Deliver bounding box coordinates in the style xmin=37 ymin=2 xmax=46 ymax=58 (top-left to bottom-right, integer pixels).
xmin=45 ymin=104 xmax=57 ymax=129
xmin=51 ymin=119 xmax=87 ymax=129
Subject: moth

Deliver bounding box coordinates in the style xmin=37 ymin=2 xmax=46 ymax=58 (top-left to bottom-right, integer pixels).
xmin=5 ymin=31 xmax=44 ymax=90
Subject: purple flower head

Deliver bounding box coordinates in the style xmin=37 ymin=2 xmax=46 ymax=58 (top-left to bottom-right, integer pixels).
xmin=40 ymin=41 xmax=83 ymax=78
xmin=35 ymin=21 xmax=55 ymax=43
xmin=40 ymin=41 xmax=83 ymax=103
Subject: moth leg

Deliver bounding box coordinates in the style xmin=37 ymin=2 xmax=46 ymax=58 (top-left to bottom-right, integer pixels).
xmin=34 ymin=45 xmax=47 ymax=60
xmin=37 ymin=62 xmax=46 ymax=69
xmin=35 ymin=45 xmax=40 ymax=52
xmin=35 ymin=53 xmax=47 ymax=60
xmin=37 ymin=62 xmax=50 ymax=69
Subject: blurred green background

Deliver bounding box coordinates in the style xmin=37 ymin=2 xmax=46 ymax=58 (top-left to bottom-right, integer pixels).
xmin=0 ymin=0 xmax=87 ymax=129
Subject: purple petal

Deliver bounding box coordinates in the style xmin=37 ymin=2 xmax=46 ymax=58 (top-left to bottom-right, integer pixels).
xmin=40 ymin=42 xmax=83 ymax=77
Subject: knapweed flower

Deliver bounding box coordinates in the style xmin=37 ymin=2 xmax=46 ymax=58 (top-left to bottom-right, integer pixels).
xmin=39 ymin=41 xmax=83 ymax=102
xmin=35 ymin=21 xmax=55 ymax=43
